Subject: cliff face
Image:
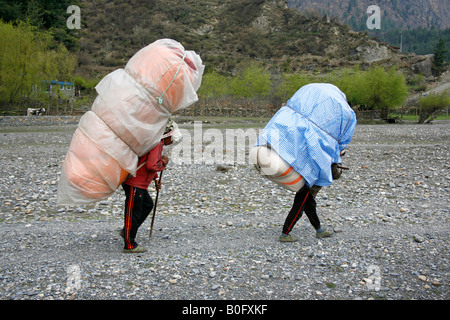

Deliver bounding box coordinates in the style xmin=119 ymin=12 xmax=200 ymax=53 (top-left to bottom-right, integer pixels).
xmin=287 ymin=0 xmax=450 ymax=30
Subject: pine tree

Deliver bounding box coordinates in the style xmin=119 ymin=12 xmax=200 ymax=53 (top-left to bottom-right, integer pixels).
xmin=432 ymin=38 xmax=448 ymax=75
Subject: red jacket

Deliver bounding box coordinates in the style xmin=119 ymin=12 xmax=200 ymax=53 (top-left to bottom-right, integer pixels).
xmin=123 ymin=140 xmax=166 ymax=189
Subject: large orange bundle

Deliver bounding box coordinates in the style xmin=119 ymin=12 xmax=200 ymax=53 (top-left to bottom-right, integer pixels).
xmin=250 ymin=145 xmax=305 ymax=192
xmin=57 ymin=39 xmax=204 ymax=205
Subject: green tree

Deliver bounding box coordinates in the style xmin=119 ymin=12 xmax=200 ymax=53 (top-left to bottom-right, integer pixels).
xmin=347 ymin=0 xmax=357 ymax=13
xmin=197 ymin=71 xmax=230 ymax=99
xmin=0 ymin=0 xmax=21 ymax=21
xmin=272 ymin=72 xmax=312 ymax=104
xmin=432 ymin=38 xmax=448 ymax=75
xmin=0 ymin=21 xmax=76 ymax=110
xmin=0 ymin=0 xmax=80 ymax=51
xmin=329 ymin=66 xmax=408 ymax=118
xmin=418 ymin=91 xmax=450 ymax=123
xmin=24 ymin=0 xmax=44 ymax=28
xmin=229 ymin=63 xmax=271 ymax=99
xmin=361 ymin=67 xmax=408 ymax=118
xmin=332 ymin=67 xmax=367 ymax=108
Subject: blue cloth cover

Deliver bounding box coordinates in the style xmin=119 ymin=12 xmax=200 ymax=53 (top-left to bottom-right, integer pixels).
xmin=255 ymin=83 xmax=357 ymax=187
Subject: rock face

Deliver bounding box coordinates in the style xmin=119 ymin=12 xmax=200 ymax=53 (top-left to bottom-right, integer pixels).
xmin=356 ymin=40 xmax=394 ymax=63
xmin=411 ymin=54 xmax=434 ymax=77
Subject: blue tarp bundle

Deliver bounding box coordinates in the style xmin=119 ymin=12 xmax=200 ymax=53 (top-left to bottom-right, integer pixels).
xmin=255 ymin=83 xmax=357 ymax=188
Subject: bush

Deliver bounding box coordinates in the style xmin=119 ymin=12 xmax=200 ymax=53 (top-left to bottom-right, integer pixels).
xmin=196 ymin=63 xmax=409 ymax=118
xmin=418 ymin=91 xmax=450 ymax=123
xmin=0 ymin=21 xmax=76 ymax=112
xmin=333 ymin=66 xmax=408 ymax=118
xmin=229 ymin=63 xmax=271 ymax=99
xmin=272 ymin=72 xmax=313 ymax=104
xmin=197 ymin=71 xmax=230 ymax=99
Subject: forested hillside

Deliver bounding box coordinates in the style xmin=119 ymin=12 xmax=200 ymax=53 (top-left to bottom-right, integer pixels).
xmin=287 ymin=0 xmax=450 ymax=60
xmin=72 ymin=0 xmax=380 ymax=77
xmin=0 ymin=0 xmax=79 ymax=50
xmin=287 ymin=0 xmax=450 ymax=30
xmin=2 ymin=0 xmax=443 ymax=76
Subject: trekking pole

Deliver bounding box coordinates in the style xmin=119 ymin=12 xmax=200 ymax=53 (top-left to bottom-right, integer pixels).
xmin=149 ymin=170 xmax=163 ymax=238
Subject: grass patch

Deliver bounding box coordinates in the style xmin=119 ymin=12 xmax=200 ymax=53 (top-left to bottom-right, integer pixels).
xmin=326 ymin=282 xmax=336 ymax=289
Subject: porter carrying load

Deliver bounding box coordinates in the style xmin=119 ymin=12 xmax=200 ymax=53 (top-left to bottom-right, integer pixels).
xmin=57 ymin=39 xmax=204 ymax=205
xmin=251 ymin=83 xmax=356 ymax=191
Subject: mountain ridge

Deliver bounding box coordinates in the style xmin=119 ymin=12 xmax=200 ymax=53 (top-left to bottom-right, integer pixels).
xmin=74 ymin=0 xmax=414 ymax=78
xmin=287 ymin=0 xmax=450 ymax=30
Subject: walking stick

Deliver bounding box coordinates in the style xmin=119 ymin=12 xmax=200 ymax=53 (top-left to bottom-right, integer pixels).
xmin=149 ymin=170 xmax=163 ymax=238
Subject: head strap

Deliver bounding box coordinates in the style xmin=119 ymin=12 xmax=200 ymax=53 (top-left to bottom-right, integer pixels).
xmin=157 ymin=52 xmax=187 ymax=104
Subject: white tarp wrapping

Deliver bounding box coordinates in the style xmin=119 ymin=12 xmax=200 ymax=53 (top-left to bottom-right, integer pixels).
xmin=57 ymin=39 xmax=204 ymax=205
xmin=250 ymin=145 xmax=306 ymax=192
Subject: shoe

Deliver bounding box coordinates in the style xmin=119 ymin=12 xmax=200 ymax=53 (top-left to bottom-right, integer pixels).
xmin=279 ymin=234 xmax=298 ymax=242
xmin=316 ymin=229 xmax=333 ymax=238
xmin=117 ymin=229 xmax=124 ymax=239
xmin=123 ymin=246 xmax=148 ymax=253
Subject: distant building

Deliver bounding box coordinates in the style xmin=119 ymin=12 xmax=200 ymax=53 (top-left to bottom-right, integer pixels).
xmin=41 ymin=80 xmax=74 ymax=97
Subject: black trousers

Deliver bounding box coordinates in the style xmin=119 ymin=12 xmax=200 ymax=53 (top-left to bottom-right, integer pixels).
xmin=282 ymin=186 xmax=322 ymax=235
xmin=122 ymin=184 xmax=154 ymax=249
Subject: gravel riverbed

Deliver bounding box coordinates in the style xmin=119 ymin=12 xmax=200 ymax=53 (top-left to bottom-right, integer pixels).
xmin=0 ymin=116 xmax=448 ymax=301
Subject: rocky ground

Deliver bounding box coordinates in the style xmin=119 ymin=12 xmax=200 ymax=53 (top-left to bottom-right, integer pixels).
xmin=0 ymin=116 xmax=448 ymax=302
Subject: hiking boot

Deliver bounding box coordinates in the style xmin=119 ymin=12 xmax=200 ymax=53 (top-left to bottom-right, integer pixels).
xmin=123 ymin=246 xmax=148 ymax=254
xmin=279 ymin=234 xmax=298 ymax=242
xmin=316 ymin=229 xmax=333 ymax=238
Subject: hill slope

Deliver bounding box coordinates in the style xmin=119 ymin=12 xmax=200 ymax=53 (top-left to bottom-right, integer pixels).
xmin=74 ymin=0 xmax=405 ymax=78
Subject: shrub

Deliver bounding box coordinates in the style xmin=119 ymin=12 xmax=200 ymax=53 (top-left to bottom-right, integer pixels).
xmin=229 ymin=63 xmax=271 ymax=99
xmin=418 ymin=91 xmax=450 ymax=123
